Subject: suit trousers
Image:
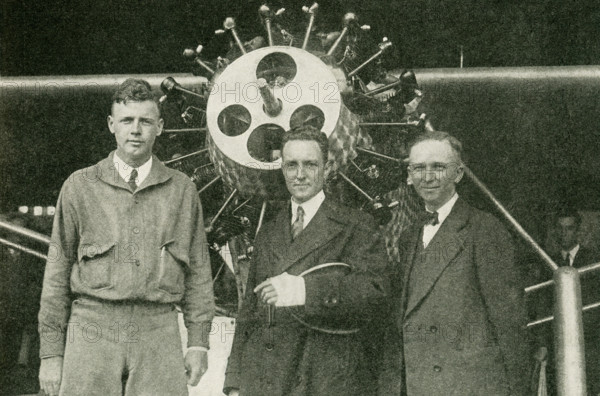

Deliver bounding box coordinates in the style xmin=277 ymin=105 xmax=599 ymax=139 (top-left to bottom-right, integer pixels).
xmin=58 ymin=297 xmax=188 ymax=396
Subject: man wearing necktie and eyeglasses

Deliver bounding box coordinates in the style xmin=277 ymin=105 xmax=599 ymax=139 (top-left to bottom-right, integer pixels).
xmin=378 ymin=131 xmax=530 ymax=396
xmin=224 ymin=125 xmax=390 ymax=396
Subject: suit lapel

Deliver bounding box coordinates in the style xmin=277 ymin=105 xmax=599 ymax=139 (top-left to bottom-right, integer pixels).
xmin=571 ymin=249 xmax=582 ymax=268
xmin=403 ymin=199 xmax=471 ymax=320
xmin=275 ymin=199 xmax=345 ymax=274
xmin=399 ymin=227 xmax=421 ymax=320
xmin=572 ymin=246 xmax=599 ymax=268
xmin=269 ymin=204 xmax=293 ymax=273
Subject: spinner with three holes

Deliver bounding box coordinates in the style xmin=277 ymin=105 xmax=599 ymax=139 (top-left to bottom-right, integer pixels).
xmin=158 ymin=3 xmax=430 ymax=314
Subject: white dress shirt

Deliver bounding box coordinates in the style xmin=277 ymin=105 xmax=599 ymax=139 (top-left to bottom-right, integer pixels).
xmin=291 ymin=190 xmax=326 ymax=229
xmin=561 ymin=244 xmax=580 ymax=266
xmin=422 ymin=193 xmax=459 ymax=248
xmin=113 ymin=153 xmax=152 ymax=186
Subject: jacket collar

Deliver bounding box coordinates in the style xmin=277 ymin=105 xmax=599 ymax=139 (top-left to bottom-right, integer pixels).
xmin=97 ymin=151 xmax=172 ymax=193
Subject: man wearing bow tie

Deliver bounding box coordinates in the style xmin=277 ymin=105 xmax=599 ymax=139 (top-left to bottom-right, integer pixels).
xmin=379 ymin=131 xmax=530 ymax=395
xmin=224 ymin=125 xmax=390 ymax=396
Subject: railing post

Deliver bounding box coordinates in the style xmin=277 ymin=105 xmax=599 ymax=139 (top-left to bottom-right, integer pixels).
xmin=554 ymin=266 xmax=587 ymax=396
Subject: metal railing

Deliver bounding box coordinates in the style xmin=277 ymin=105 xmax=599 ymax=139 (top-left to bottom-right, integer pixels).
xmin=0 ymin=219 xmax=51 ymax=259
xmin=463 ymin=165 xmax=588 ymax=395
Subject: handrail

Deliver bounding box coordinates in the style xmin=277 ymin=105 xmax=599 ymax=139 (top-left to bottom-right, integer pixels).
xmin=0 ymin=219 xmax=51 ymax=245
xmin=527 ymin=300 xmax=600 ymax=328
xmin=463 ymin=165 xmax=559 ymax=272
xmin=525 ymin=261 xmax=600 ymax=294
xmin=463 ymin=161 xmax=588 ymax=395
xmin=0 ymin=237 xmax=48 ymax=260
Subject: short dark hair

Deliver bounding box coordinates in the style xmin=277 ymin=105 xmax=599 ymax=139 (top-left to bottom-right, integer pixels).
xmin=408 ymin=131 xmax=463 ymax=163
xmin=112 ymin=78 xmax=156 ymax=106
xmin=556 ymin=206 xmax=582 ymax=227
xmin=281 ymin=125 xmax=329 ymax=163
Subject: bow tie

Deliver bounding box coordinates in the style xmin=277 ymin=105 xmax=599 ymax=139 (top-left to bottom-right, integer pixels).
xmin=423 ymin=211 xmax=439 ymax=226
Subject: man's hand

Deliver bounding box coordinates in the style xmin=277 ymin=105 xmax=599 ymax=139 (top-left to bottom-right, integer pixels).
xmin=254 ymin=272 xmax=305 ymax=307
xmin=228 ymin=390 xmax=240 ymax=396
xmin=185 ymin=349 xmax=208 ymax=386
xmin=39 ymin=356 xmax=63 ymax=396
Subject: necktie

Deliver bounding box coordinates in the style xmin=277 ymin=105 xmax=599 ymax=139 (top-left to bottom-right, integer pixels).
xmin=291 ymin=206 xmax=305 ymax=240
xmin=564 ymin=252 xmax=571 ymax=266
xmin=423 ymin=211 xmax=439 ymax=226
xmin=128 ymin=169 xmax=138 ymax=192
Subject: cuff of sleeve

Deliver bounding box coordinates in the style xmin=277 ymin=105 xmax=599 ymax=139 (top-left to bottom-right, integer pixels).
xmin=223 ymin=372 xmax=240 ymax=395
xmin=187 ymin=346 xmax=208 ymax=352
xmin=272 ymin=273 xmax=306 ymax=306
xmin=39 ymin=324 xmax=66 ymax=358
xmin=303 ymin=275 xmax=329 ymax=315
xmin=295 ymin=276 xmax=306 ymax=306
xmin=186 ymin=321 xmax=212 ymax=349
xmin=41 ymin=355 xmax=63 ymax=359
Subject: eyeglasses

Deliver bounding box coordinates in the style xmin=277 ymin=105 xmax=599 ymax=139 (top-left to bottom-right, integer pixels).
xmin=282 ymin=162 xmax=320 ymax=178
xmin=407 ymin=162 xmax=462 ymax=178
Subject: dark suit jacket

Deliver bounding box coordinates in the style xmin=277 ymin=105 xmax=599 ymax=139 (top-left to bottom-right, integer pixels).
xmin=224 ymin=198 xmax=390 ymax=396
xmin=379 ymin=198 xmax=531 ymax=396
xmin=568 ymin=246 xmax=600 ymax=270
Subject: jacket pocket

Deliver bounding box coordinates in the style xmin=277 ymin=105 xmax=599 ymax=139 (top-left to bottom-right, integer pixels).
xmin=77 ymin=242 xmax=115 ymax=290
xmin=158 ymin=239 xmax=188 ymax=296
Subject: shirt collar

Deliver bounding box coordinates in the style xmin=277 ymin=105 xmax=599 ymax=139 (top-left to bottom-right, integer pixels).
xmin=426 ymin=193 xmax=459 ymax=227
xmin=291 ymin=190 xmax=326 ymax=227
xmin=563 ymin=244 xmax=580 ymax=260
xmin=113 ymin=152 xmax=153 ymax=185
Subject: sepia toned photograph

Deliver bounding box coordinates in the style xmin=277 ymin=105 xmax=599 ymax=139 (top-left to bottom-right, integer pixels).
xmin=1 ymin=1 xmax=600 ymax=395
